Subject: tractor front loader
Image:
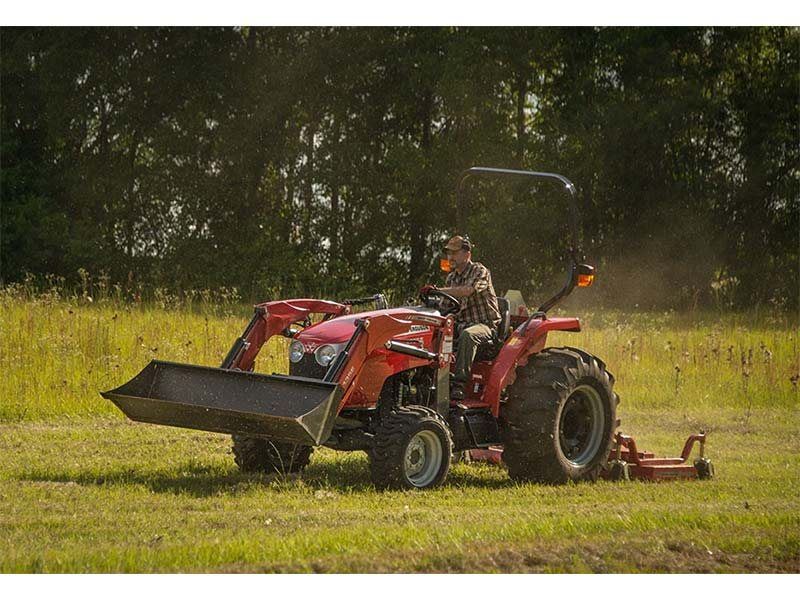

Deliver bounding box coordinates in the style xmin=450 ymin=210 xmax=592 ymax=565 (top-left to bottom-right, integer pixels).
xmin=102 ymin=167 xmax=713 ymax=489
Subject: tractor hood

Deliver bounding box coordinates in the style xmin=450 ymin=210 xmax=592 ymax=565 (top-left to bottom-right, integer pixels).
xmin=294 ymin=306 xmax=441 ymax=346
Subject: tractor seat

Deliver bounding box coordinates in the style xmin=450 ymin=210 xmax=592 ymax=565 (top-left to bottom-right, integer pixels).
xmin=473 ymin=297 xmax=511 ymax=362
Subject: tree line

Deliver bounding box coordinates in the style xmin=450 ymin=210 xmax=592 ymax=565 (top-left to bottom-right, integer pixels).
xmin=1 ymin=27 xmax=797 ymax=310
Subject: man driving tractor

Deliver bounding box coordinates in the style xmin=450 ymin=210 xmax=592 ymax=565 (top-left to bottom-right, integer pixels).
xmin=422 ymin=235 xmax=501 ymax=400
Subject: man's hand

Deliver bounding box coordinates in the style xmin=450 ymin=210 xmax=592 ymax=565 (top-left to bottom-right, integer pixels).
xmin=419 ymin=284 xmax=438 ymax=296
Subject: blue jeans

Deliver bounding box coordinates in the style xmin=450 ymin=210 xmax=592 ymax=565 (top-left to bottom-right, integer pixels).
xmin=453 ymin=323 xmax=494 ymax=382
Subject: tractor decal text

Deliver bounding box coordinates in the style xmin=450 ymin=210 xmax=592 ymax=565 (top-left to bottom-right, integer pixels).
xmin=443 ymin=335 xmax=453 ymax=354
xmin=341 ymin=365 xmax=357 ymax=387
xmin=409 ymin=315 xmax=443 ymax=326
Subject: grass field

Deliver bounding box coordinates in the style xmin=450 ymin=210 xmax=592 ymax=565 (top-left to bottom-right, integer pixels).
xmin=1 ymin=288 xmax=798 ymax=573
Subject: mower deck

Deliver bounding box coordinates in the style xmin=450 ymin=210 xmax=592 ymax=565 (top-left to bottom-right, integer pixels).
xmin=467 ymin=431 xmax=714 ymax=482
xmin=602 ymin=431 xmax=714 ymax=481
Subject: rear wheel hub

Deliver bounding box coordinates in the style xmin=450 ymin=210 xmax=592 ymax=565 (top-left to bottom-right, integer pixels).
xmin=559 ymin=384 xmax=604 ymax=467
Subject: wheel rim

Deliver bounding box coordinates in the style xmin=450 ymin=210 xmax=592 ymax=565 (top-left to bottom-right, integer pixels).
xmin=559 ymin=384 xmax=605 ymax=467
xmin=403 ymin=430 xmax=443 ymax=487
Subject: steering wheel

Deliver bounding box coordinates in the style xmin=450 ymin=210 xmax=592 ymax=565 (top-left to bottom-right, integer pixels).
xmin=419 ymin=288 xmax=461 ymax=316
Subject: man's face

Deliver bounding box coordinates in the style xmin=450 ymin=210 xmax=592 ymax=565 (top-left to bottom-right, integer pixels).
xmin=446 ymin=247 xmax=470 ymax=271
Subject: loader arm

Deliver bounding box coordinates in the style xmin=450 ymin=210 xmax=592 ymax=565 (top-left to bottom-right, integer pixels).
xmin=224 ymin=299 xmax=350 ymax=371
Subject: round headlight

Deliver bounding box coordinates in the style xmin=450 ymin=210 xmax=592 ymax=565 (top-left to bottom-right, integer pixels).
xmin=289 ymin=340 xmax=305 ymax=363
xmin=315 ymin=344 xmax=338 ymax=367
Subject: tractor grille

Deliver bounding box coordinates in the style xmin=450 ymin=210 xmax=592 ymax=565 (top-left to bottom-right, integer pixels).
xmin=289 ymin=354 xmax=327 ymax=380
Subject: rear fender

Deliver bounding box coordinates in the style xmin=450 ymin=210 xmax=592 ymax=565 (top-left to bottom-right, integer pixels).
xmin=483 ymin=317 xmax=581 ymax=416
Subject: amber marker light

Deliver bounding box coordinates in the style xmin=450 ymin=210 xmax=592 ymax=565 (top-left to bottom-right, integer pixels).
xmin=576 ymin=264 xmax=595 ymax=287
xmin=439 ymin=258 xmax=453 ymax=273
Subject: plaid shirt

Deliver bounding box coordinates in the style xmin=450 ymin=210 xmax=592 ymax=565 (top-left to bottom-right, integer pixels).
xmin=445 ymin=261 xmax=501 ymax=327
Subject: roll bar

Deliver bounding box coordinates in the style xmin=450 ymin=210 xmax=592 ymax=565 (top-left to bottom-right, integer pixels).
xmin=455 ymin=166 xmax=586 ymax=314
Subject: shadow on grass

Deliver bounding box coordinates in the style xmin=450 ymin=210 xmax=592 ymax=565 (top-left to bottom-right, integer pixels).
xmin=19 ymin=455 xmax=515 ymax=496
xmin=19 ymin=463 xmax=281 ymax=497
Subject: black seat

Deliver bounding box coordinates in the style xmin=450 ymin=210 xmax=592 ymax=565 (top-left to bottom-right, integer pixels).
xmin=473 ymin=297 xmax=511 ymax=361
xmin=495 ymin=296 xmax=511 ymax=341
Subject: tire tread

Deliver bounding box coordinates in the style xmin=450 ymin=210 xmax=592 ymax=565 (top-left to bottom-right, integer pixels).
xmin=501 ymin=347 xmax=618 ymax=484
xmin=231 ymin=435 xmax=313 ymax=474
xmin=370 ymin=405 xmax=453 ymax=490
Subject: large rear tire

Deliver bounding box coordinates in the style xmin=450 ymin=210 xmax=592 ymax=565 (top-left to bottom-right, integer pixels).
xmin=501 ymin=347 xmax=618 ymax=484
xmin=231 ymin=435 xmax=313 ymax=474
xmin=370 ymin=406 xmax=453 ymax=490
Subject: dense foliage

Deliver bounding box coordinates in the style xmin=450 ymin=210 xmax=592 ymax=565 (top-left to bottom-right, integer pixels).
xmin=2 ymin=27 xmax=797 ymax=309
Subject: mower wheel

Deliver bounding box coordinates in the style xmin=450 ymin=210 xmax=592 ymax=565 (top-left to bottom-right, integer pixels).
xmin=694 ymin=457 xmax=715 ymax=480
xmin=370 ymin=405 xmax=453 ymax=490
xmin=501 ymin=347 xmax=618 ymax=484
xmin=231 ymin=435 xmax=313 ymax=474
xmin=607 ymin=460 xmax=631 ymax=482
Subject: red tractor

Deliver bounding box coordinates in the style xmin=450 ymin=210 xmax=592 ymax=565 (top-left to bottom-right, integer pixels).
xmin=103 ymin=167 xmax=711 ymax=489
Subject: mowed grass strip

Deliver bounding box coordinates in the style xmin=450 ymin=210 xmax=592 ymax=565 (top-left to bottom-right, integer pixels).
xmin=0 ymin=408 xmax=798 ymax=573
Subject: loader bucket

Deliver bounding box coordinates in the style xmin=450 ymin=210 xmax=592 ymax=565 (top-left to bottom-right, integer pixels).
xmin=101 ymin=360 xmax=342 ymax=446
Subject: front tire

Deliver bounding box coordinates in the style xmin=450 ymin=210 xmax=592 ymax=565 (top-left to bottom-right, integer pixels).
xmin=370 ymin=406 xmax=453 ymax=490
xmin=501 ymin=347 xmax=618 ymax=484
xmin=231 ymin=435 xmax=313 ymax=474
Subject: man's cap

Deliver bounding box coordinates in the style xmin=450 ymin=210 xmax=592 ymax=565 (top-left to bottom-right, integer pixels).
xmin=443 ymin=235 xmax=473 ymax=252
